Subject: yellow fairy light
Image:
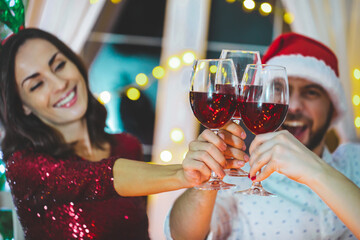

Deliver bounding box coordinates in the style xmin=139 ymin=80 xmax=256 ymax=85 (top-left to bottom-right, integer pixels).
xmin=182 ymin=51 xmax=196 ymax=65
xmin=284 ymin=12 xmax=295 ymax=24
xmin=226 ymin=0 xmax=236 ymax=3
xmin=243 ymin=0 xmax=255 ymax=10
xmin=260 ymin=2 xmax=272 ymax=15
xmin=209 ymin=65 xmax=218 ymax=74
xmin=160 ymin=150 xmax=173 ymax=162
xmin=111 ymin=0 xmax=122 ymax=3
xmin=168 ymin=56 xmax=181 ymax=70
xmin=89 ymin=0 xmax=99 ymax=4
xmin=353 ymin=95 xmax=360 ymax=106
xmin=135 ymin=73 xmax=148 ymax=87
xmin=170 ymin=128 xmax=184 ymax=143
xmin=354 ymin=68 xmax=360 ymax=80
xmin=98 ymin=91 xmax=111 ymax=104
xmin=152 ymin=66 xmax=166 ymax=79
xmin=126 ymin=87 xmax=141 ymax=101
xmin=355 ymin=117 xmax=360 ymax=128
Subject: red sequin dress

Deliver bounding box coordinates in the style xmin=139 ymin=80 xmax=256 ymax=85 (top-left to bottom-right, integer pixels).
xmin=5 ymin=133 xmax=150 ymax=240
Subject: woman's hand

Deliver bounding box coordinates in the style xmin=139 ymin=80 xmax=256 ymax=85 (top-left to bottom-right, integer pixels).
xmin=181 ymin=121 xmax=249 ymax=188
xmin=248 ymin=130 xmax=327 ymax=185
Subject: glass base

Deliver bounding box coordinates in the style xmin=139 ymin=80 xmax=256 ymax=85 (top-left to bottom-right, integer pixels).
xmin=194 ymin=179 xmax=235 ymax=190
xmin=235 ymin=182 xmax=275 ymax=196
xmin=225 ymin=168 xmax=248 ymax=177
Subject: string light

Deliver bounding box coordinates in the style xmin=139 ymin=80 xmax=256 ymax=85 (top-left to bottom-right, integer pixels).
xmin=353 ymin=95 xmax=360 ymax=106
xmin=168 ymin=56 xmax=181 ymax=70
xmin=243 ymin=0 xmax=255 ymax=10
xmin=283 ymin=12 xmax=295 ymax=24
xmin=152 ymin=66 xmax=166 ymax=79
xmin=182 ymin=51 xmax=196 ymax=65
xmin=160 ymin=150 xmax=173 ymax=162
xmin=111 ymin=0 xmax=122 ymax=3
xmin=355 ymin=117 xmax=360 ymax=128
xmin=225 ymin=0 xmax=236 ymax=3
xmin=126 ymin=87 xmax=141 ymax=101
xmin=98 ymin=91 xmax=111 ymax=104
xmin=354 ymin=68 xmax=360 ymax=80
xmin=170 ymin=128 xmax=184 ymax=143
xmin=135 ymin=73 xmax=149 ymax=86
xmin=259 ymin=2 xmax=272 ymax=15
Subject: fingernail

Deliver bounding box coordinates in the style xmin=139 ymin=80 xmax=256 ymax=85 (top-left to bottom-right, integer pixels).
xmin=251 ymin=176 xmax=256 ymax=181
xmin=235 ymin=160 xmax=244 ymax=167
xmin=244 ymin=155 xmax=249 ymax=161
xmin=218 ymin=132 xmax=225 ymax=140
xmin=247 ymin=173 xmax=250 ymax=179
xmin=241 ymin=132 xmax=246 ymax=139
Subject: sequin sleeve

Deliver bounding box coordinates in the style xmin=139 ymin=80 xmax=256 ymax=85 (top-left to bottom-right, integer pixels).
xmin=5 ymin=150 xmax=118 ymax=206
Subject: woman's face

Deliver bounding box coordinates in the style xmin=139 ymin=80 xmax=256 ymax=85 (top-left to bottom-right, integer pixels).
xmin=14 ymin=38 xmax=88 ymax=129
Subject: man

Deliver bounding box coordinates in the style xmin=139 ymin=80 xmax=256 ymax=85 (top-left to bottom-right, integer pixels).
xmin=166 ymin=33 xmax=360 ymax=239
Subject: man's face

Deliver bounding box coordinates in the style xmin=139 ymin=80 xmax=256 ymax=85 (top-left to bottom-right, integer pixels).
xmin=281 ymin=77 xmax=333 ymax=152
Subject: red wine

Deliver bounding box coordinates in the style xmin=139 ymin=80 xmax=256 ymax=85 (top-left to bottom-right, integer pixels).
xmin=190 ymin=91 xmax=237 ymax=129
xmin=239 ymin=101 xmax=288 ymax=134
xmin=215 ymin=84 xmax=240 ymax=118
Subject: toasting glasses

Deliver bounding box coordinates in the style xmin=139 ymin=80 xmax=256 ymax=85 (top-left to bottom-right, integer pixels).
xmin=189 ymin=59 xmax=238 ymax=190
xmin=236 ymin=64 xmax=289 ymax=196
xmin=220 ymin=50 xmax=261 ymax=177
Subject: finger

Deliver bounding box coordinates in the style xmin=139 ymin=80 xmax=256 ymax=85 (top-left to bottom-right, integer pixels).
xmin=188 ymin=150 xmax=226 ymax=178
xmin=183 ymin=160 xmax=212 ymax=185
xmin=223 ymin=147 xmax=250 ymax=162
xmin=189 ymin=141 xmax=227 ymax=168
xmin=249 ymin=131 xmax=285 ymax=154
xmin=197 ymin=129 xmax=227 ymax=152
xmin=248 ymin=149 xmax=273 ymax=178
xmin=252 ymin=161 xmax=277 ymax=182
xmin=224 ymin=159 xmax=246 ymax=169
xmin=220 ymin=121 xmax=247 ymax=140
xmin=218 ymin=130 xmax=246 ymax=150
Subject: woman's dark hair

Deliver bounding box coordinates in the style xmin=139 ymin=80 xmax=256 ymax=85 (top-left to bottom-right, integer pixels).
xmin=0 ymin=28 xmax=111 ymax=160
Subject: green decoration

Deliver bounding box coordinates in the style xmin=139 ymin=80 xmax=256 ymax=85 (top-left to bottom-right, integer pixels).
xmin=0 ymin=0 xmax=25 ymax=34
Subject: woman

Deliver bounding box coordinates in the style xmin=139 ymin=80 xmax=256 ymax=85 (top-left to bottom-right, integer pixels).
xmin=0 ymin=28 xmax=248 ymax=239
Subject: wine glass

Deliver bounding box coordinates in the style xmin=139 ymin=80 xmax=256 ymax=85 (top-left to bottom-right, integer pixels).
xmin=236 ymin=64 xmax=289 ymax=196
xmin=220 ymin=50 xmax=261 ymax=177
xmin=190 ymin=59 xmax=238 ymax=190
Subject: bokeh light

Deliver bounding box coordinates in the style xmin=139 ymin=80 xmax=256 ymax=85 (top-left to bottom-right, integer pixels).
xmin=354 ymin=68 xmax=360 ymax=80
xmin=182 ymin=51 xmax=196 ymax=65
xmin=111 ymin=0 xmax=122 ymax=3
xmin=160 ymin=150 xmax=173 ymax=162
xmin=135 ymin=73 xmax=149 ymax=87
xmin=260 ymin=2 xmax=272 ymax=15
xmin=170 ymin=128 xmax=184 ymax=143
xmin=283 ymin=12 xmax=295 ymax=24
xmin=89 ymin=0 xmax=99 ymax=4
xmin=152 ymin=66 xmax=166 ymax=79
xmin=98 ymin=91 xmax=111 ymax=104
xmin=209 ymin=65 xmax=218 ymax=74
xmin=126 ymin=87 xmax=141 ymax=101
xmin=168 ymin=56 xmax=181 ymax=70
xmin=355 ymin=117 xmax=360 ymax=128
xmin=353 ymin=95 xmax=360 ymax=106
xmin=226 ymin=0 xmax=236 ymax=3
xmin=243 ymin=0 xmax=255 ymax=10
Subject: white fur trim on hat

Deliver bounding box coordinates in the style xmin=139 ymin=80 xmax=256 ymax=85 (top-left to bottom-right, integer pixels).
xmin=266 ymin=54 xmax=347 ymax=123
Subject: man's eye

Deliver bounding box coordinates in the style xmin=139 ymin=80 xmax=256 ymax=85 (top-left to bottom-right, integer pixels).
xmin=55 ymin=61 xmax=66 ymax=71
xmin=305 ymin=89 xmax=321 ymax=97
xmin=30 ymin=82 xmax=43 ymax=92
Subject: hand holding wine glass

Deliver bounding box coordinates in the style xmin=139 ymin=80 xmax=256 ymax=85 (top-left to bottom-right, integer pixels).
xmin=220 ymin=50 xmax=261 ymax=177
xmin=237 ymin=64 xmax=289 ymax=196
xmin=189 ymin=59 xmax=238 ymax=190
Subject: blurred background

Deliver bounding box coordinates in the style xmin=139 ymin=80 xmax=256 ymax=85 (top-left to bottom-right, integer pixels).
xmin=1 ymin=0 xmax=359 ymax=239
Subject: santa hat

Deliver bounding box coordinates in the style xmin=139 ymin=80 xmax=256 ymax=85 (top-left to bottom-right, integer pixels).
xmin=262 ymin=32 xmax=346 ymax=123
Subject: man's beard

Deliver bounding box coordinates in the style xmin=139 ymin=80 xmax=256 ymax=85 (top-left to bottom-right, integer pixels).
xmin=285 ymin=107 xmax=333 ymax=151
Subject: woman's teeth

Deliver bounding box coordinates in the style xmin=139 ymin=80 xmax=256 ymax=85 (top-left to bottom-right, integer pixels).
xmin=55 ymin=90 xmax=75 ymax=107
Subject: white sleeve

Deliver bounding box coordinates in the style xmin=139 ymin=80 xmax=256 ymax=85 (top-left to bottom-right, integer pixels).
xmin=208 ymin=189 xmax=239 ymax=240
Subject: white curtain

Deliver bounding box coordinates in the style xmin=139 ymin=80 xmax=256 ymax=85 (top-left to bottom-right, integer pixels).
xmin=147 ymin=0 xmax=211 ymax=239
xmin=25 ymin=0 xmax=106 ymax=53
xmin=280 ymin=0 xmax=360 ymax=142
